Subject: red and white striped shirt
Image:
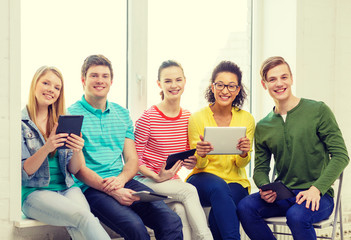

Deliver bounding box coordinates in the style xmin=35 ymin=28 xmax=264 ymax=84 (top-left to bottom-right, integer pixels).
xmin=134 ymin=105 xmax=191 ymax=179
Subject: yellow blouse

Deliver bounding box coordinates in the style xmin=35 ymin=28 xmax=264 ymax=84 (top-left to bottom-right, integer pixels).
xmin=186 ymin=105 xmax=255 ymax=192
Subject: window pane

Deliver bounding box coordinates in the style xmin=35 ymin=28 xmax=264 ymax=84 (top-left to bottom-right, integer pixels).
xmin=147 ymin=0 xmax=251 ymax=113
xmin=21 ymin=0 xmax=127 ymax=109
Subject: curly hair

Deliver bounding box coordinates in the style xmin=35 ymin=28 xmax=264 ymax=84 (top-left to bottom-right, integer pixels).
xmin=205 ymin=61 xmax=247 ymax=109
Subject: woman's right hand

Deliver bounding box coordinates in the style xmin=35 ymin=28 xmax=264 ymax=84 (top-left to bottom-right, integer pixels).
xmin=157 ymin=160 xmax=182 ymax=183
xmin=196 ymin=135 xmax=214 ymax=158
xmin=44 ymin=123 xmax=68 ymax=152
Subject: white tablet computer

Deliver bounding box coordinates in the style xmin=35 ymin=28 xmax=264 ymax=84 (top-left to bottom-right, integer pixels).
xmin=204 ymin=127 xmax=246 ymax=155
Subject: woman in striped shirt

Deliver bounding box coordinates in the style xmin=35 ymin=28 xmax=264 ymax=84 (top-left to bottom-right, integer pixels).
xmin=134 ymin=60 xmax=213 ymax=240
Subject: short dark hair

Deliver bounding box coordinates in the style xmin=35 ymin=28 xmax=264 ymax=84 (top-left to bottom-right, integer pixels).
xmin=81 ymin=54 xmax=113 ymax=80
xmin=260 ymin=56 xmax=292 ymax=82
xmin=157 ymin=60 xmax=185 ymax=100
xmin=205 ymin=61 xmax=247 ymax=109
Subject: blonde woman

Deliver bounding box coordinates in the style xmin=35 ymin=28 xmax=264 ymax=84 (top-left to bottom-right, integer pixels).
xmin=21 ymin=66 xmax=110 ymax=240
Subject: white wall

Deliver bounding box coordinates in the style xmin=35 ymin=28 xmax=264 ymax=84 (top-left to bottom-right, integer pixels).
xmin=0 ymin=0 xmax=20 ymax=238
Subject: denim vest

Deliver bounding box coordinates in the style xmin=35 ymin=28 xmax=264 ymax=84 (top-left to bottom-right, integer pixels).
xmin=21 ymin=108 xmax=75 ymax=188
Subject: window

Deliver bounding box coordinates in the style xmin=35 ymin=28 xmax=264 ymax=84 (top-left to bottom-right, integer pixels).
xmin=147 ymin=0 xmax=252 ymax=113
xmin=21 ymin=0 xmax=127 ymax=109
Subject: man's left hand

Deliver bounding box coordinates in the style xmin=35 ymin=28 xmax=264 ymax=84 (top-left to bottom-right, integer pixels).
xmin=296 ymin=185 xmax=321 ymax=211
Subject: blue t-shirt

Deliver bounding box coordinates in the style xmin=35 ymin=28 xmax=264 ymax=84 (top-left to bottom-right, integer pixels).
xmin=68 ymin=95 xmax=135 ymax=192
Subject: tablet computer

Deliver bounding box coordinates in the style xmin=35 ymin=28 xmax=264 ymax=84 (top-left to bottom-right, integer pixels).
xmin=260 ymin=181 xmax=295 ymax=201
xmin=132 ymin=191 xmax=172 ymax=202
xmin=56 ymin=115 xmax=84 ymax=149
xmin=165 ymin=149 xmax=196 ymax=170
xmin=203 ymin=127 xmax=246 ymax=155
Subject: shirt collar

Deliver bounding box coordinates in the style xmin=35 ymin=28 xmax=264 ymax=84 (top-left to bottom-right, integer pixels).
xmin=21 ymin=107 xmax=31 ymax=120
xmin=80 ymin=95 xmax=111 ymax=114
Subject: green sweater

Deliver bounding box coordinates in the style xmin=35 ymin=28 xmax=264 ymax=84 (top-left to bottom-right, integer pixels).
xmin=253 ymin=98 xmax=349 ymax=197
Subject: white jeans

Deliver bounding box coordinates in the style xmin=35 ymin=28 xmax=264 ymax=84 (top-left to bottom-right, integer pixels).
xmin=22 ymin=187 xmax=110 ymax=240
xmin=139 ymin=178 xmax=213 ymax=240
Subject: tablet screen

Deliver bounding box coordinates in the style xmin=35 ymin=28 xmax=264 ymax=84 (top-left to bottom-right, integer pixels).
xmin=165 ymin=149 xmax=196 ymax=170
xmin=204 ymin=127 xmax=246 ymax=155
xmin=56 ymin=115 xmax=84 ymax=149
xmin=260 ymin=181 xmax=295 ymax=201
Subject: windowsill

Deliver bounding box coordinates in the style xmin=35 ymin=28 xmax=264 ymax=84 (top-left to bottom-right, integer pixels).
xmin=14 ymin=214 xmax=48 ymax=228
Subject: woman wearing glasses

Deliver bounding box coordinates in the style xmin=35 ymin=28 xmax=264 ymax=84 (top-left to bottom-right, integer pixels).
xmin=186 ymin=61 xmax=255 ymax=240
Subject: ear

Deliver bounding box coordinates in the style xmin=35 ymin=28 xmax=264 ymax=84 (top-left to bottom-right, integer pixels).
xmin=261 ymin=80 xmax=267 ymax=90
xmin=211 ymin=83 xmax=215 ymax=93
xmin=236 ymin=86 xmax=241 ymax=93
xmin=81 ymin=77 xmax=86 ymax=90
xmin=157 ymin=80 xmax=161 ymax=89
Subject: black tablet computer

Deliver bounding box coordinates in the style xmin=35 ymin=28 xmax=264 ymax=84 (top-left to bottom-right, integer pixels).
xmin=132 ymin=191 xmax=171 ymax=202
xmin=56 ymin=115 xmax=84 ymax=149
xmin=165 ymin=149 xmax=196 ymax=170
xmin=260 ymin=181 xmax=295 ymax=201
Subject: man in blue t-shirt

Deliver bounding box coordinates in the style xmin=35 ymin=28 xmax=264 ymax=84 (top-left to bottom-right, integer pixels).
xmin=69 ymin=54 xmax=182 ymax=240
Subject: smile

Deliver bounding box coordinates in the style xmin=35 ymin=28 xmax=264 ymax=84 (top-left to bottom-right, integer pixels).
xmin=169 ymin=90 xmax=180 ymax=95
xmin=219 ymin=95 xmax=231 ymax=101
xmin=94 ymin=86 xmax=105 ymax=90
xmin=274 ymin=88 xmax=286 ymax=94
xmin=43 ymin=93 xmax=54 ymax=99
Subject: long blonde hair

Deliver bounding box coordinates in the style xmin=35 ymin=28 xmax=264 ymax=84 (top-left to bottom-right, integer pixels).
xmin=27 ymin=66 xmax=66 ymax=141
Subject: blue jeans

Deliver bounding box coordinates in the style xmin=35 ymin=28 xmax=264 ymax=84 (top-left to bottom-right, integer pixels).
xmin=22 ymin=187 xmax=110 ymax=240
xmin=84 ymin=179 xmax=183 ymax=240
xmin=187 ymin=172 xmax=249 ymax=240
xmin=237 ymin=191 xmax=334 ymax=240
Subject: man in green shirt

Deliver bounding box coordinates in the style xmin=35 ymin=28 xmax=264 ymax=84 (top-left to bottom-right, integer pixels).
xmin=238 ymin=56 xmax=349 ymax=240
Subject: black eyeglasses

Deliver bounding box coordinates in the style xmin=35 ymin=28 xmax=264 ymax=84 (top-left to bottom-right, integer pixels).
xmin=213 ymin=82 xmax=239 ymax=92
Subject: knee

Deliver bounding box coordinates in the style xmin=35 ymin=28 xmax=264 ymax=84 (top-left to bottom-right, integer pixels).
xmin=286 ymin=207 xmax=311 ymax=229
xmin=179 ymin=183 xmax=199 ymax=200
xmin=71 ymin=208 xmax=98 ymax=225
xmin=126 ymin=219 xmax=148 ymax=232
xmin=237 ymin=195 xmax=255 ymax=216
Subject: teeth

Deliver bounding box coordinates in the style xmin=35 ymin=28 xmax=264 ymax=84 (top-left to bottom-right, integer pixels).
xmin=276 ymin=89 xmax=285 ymax=93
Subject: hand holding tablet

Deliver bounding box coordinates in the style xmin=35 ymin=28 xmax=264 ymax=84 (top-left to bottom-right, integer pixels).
xmin=165 ymin=149 xmax=196 ymax=170
xmin=260 ymin=181 xmax=295 ymax=201
xmin=56 ymin=115 xmax=84 ymax=149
